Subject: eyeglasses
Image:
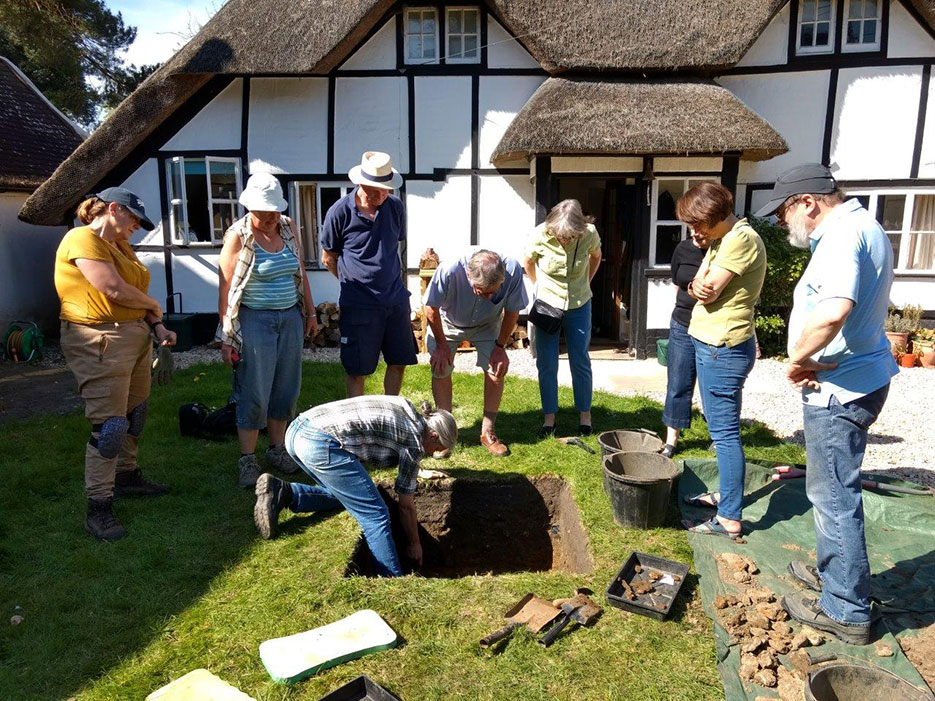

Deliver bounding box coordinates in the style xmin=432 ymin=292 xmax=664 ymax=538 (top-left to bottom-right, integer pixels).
xmin=776 ymin=195 xmax=805 ymax=226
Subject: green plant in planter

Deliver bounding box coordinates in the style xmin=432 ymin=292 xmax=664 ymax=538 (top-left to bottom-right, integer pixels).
xmin=885 ymin=312 xmax=915 ymax=333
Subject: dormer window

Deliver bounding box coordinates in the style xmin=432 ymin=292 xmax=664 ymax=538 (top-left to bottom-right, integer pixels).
xmin=446 ymin=7 xmax=480 ymax=63
xmin=405 ymin=8 xmax=439 ymax=65
xmin=843 ymin=0 xmax=882 ymax=52
xmin=797 ymin=0 xmax=835 ymax=54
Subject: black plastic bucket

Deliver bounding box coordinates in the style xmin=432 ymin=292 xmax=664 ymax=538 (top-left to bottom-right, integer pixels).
xmin=602 ymin=452 xmax=680 ymax=529
xmin=597 ymin=429 xmax=665 ymax=457
xmin=806 ymin=664 xmax=934 ymax=701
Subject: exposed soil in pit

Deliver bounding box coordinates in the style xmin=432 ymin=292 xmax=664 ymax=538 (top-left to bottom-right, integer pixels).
xmin=899 ymin=621 xmax=935 ymax=691
xmin=345 ymin=475 xmax=593 ymax=578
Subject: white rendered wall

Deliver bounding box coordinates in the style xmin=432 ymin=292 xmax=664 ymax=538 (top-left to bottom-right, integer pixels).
xmin=487 ymin=17 xmax=540 ymax=69
xmin=136 ymin=251 xmax=169 ymax=313
xmin=170 ymin=251 xmax=220 ymax=313
xmin=478 ymin=75 xmax=545 ymax=167
xmin=248 ymin=78 xmax=329 ymax=174
xmin=654 ymin=157 xmax=723 ymax=172
xmin=891 ymin=278 xmax=935 ymax=310
xmin=477 ymin=174 xmax=535 ymax=264
xmin=0 ymin=193 xmax=65 ymax=333
xmin=735 ymin=4 xmax=790 ymax=67
xmin=162 ymin=79 xmax=242 ymax=152
xmin=340 ymin=20 xmax=397 ymax=70
xmin=917 ymin=75 xmax=935 ymax=178
xmin=646 ymin=278 xmax=677 ymax=330
xmin=830 ymin=67 xmax=922 ymax=180
xmin=552 ymin=157 xmax=642 ymax=173
xmin=308 ymin=269 xmax=340 ymax=305
xmin=720 ymin=71 xmax=830 ymax=183
xmin=405 ymin=177 xmax=471 ymax=269
xmin=887 ymin=0 xmax=935 ymax=59
xmin=120 ymin=159 xmax=163 ymax=246
xmin=334 ymin=77 xmax=409 ymax=175
xmin=414 ymin=77 xmax=472 ymax=171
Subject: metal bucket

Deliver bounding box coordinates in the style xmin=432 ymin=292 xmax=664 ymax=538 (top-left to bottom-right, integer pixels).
xmin=806 ymin=664 xmax=934 ymax=701
xmin=597 ymin=429 xmax=665 ymax=457
xmin=602 ymin=451 xmax=680 ymax=529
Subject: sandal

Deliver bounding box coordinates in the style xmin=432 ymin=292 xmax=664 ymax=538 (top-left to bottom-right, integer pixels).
xmin=683 ymin=491 xmax=720 ymax=508
xmin=683 ymin=516 xmax=741 ymax=540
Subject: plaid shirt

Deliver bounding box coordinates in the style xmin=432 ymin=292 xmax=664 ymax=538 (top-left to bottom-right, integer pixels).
xmin=300 ymin=395 xmax=426 ymax=494
xmin=215 ymin=215 xmax=307 ymax=350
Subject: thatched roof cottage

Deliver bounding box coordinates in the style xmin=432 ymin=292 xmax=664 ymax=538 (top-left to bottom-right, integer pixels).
xmin=19 ymin=0 xmax=935 ymax=353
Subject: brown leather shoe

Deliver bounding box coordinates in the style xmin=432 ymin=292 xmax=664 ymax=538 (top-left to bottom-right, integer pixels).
xmin=481 ymin=430 xmax=510 ymax=457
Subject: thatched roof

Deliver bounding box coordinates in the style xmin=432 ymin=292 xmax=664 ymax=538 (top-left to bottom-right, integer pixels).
xmin=492 ymin=78 xmax=788 ymax=162
xmin=0 ymin=57 xmax=84 ymax=193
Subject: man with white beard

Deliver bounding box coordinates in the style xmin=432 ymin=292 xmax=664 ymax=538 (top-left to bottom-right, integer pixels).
xmin=755 ymin=163 xmax=898 ymax=645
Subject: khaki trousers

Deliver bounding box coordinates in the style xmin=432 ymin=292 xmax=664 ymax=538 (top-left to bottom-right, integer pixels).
xmin=60 ymin=320 xmax=152 ymax=498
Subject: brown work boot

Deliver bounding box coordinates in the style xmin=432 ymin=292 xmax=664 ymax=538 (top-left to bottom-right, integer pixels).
xmin=85 ymin=497 xmax=126 ymax=542
xmin=114 ymin=468 xmax=170 ymax=498
xmin=481 ymin=430 xmax=510 ymax=457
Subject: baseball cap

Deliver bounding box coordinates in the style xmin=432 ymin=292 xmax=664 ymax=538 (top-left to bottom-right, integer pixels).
xmin=754 ymin=163 xmax=837 ymax=218
xmin=95 ymin=187 xmax=155 ymax=231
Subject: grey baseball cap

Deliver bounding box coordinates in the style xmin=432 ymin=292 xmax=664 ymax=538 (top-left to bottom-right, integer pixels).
xmin=754 ymin=163 xmax=837 ymax=218
xmin=95 ymin=187 xmax=155 ymax=231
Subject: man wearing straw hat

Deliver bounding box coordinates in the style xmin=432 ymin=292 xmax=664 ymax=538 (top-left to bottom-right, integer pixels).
xmin=321 ymin=151 xmax=417 ymax=397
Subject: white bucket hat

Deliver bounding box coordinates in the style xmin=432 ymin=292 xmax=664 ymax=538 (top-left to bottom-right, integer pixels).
xmin=239 ymin=172 xmax=288 ymax=212
xmin=348 ymin=151 xmax=403 ymax=190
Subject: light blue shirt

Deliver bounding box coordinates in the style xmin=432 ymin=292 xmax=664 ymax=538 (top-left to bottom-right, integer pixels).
xmin=422 ymin=250 xmax=528 ymax=329
xmin=787 ymin=199 xmax=898 ymax=407
xmin=241 ymin=241 xmax=299 ymax=310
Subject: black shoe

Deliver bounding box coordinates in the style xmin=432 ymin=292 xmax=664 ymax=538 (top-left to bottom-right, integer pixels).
xmin=85 ymin=497 xmax=126 ymax=542
xmin=660 ymin=444 xmax=676 ymax=459
xmin=781 ymin=592 xmax=870 ymax=645
xmin=538 ymin=425 xmax=556 ymax=438
xmin=114 ymin=468 xmax=170 ymax=498
xmin=788 ymin=560 xmax=822 ymax=592
xmin=254 ymin=473 xmax=291 ymax=540
xmin=578 ymin=425 xmax=593 ymax=437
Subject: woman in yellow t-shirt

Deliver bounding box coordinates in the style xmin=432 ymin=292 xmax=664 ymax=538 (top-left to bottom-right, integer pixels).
xmin=676 ymin=182 xmax=766 ymax=540
xmin=54 ymin=188 xmax=177 ymax=542
xmin=523 ymin=199 xmax=602 ymax=437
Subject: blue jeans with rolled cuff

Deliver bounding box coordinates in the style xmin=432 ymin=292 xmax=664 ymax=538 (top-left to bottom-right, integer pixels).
xmin=534 ymin=300 xmax=593 ymax=415
xmin=285 ymin=418 xmax=403 ymax=577
xmin=662 ymin=319 xmax=697 ymax=430
xmin=803 ymin=383 xmax=889 ymax=626
xmin=692 ymin=335 xmax=756 ymax=522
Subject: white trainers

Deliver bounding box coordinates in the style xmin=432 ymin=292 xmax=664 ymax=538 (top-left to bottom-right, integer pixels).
xmin=238 ymin=454 xmax=261 ymax=488
xmin=265 ymin=445 xmax=300 ymax=474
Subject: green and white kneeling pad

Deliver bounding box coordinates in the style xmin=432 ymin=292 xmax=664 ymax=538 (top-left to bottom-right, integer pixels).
xmin=259 ymin=609 xmax=398 ymax=684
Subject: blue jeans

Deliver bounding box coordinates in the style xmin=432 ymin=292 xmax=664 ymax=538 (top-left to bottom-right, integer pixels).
xmin=692 ymin=335 xmax=756 ymax=522
xmin=284 ymin=418 xmax=403 ymax=577
xmin=235 ymin=304 xmax=303 ymax=430
xmin=803 ymin=383 xmax=889 ymax=626
xmin=663 ymin=319 xmax=697 ymax=430
xmin=535 ymin=300 xmax=592 ymax=415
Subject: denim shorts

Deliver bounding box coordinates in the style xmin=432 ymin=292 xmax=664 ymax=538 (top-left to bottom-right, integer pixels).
xmin=234 ymin=304 xmax=303 ymax=429
xmin=339 ymin=302 xmax=417 ymax=376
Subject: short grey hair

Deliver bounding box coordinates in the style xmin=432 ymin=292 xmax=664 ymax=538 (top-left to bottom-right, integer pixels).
xmin=465 ymin=249 xmax=505 ymax=289
xmin=545 ymin=199 xmax=591 ymax=242
xmin=420 ymin=401 xmax=458 ymax=450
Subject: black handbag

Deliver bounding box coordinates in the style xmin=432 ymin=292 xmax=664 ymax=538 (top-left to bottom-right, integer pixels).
xmin=529 ymin=298 xmax=564 ymax=335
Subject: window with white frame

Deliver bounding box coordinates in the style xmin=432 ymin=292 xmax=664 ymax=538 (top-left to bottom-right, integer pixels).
xmin=290 ymin=182 xmax=355 ymax=267
xmin=166 ymin=157 xmax=242 ymax=245
xmin=843 ymin=0 xmax=882 ymax=51
xmin=405 ymin=8 xmax=438 ymax=64
xmin=650 ymin=177 xmax=720 ymax=267
xmin=846 ymin=189 xmax=935 ymax=272
xmin=446 ymin=7 xmax=480 ymax=63
xmin=797 ymin=0 xmax=836 ymax=54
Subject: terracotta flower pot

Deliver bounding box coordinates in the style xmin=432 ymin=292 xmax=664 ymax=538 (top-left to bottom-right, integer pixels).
xmin=885 ymin=331 xmax=909 ymax=359
xmin=920 ymin=346 xmax=935 ymax=369
xmin=900 ymin=353 xmax=918 ymax=368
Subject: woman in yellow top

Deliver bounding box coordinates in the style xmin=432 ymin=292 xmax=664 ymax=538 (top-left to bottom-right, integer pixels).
xmin=55 ymin=188 xmax=177 ymax=542
xmin=523 ymin=199 xmax=602 ymax=436
xmin=677 ymin=182 xmax=766 ymax=540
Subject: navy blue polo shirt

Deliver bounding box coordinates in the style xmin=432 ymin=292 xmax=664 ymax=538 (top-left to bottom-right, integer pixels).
xmin=320 ymin=190 xmax=410 ymax=307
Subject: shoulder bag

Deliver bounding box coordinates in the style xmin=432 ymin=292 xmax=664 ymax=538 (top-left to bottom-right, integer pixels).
xmin=528 ymin=239 xmax=579 ymax=335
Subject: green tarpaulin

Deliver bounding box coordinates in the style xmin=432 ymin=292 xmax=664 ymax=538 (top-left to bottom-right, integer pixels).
xmin=679 ymin=459 xmax=935 ymax=700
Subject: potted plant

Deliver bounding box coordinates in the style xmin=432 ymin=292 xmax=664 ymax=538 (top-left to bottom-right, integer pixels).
xmin=913 ymin=328 xmax=935 ymax=369
xmin=884 ymin=305 xmax=922 ymax=359
xmin=900 ymin=350 xmax=918 ymax=368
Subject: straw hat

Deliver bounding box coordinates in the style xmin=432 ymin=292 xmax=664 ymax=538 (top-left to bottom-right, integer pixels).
xmin=348 ymin=151 xmax=403 ymax=190
xmin=239 ymin=172 xmax=288 ymax=212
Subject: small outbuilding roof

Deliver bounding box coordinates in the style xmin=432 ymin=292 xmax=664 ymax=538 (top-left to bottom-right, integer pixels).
xmin=0 ymin=57 xmax=85 ymax=193
xmin=491 ymin=78 xmax=789 ymax=163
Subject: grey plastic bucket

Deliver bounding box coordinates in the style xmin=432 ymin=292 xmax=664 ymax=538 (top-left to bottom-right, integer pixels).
xmin=597 ymin=429 xmax=665 ymax=457
xmin=602 ymin=451 xmax=680 ymax=529
xmin=806 ymin=664 xmax=935 ymax=701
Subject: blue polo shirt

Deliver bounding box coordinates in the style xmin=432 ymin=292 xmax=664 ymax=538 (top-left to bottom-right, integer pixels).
xmin=787 ymin=199 xmax=898 ymax=407
xmin=422 ymin=250 xmax=529 ymax=328
xmin=320 ymin=190 xmax=410 ymax=307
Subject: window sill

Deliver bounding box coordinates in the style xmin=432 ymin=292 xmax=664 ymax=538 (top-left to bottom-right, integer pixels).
xmin=894 ymin=270 xmax=935 ymax=278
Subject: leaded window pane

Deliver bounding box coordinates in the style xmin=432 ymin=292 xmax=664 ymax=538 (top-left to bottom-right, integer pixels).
xmin=847 ymin=20 xmax=861 ymax=43
xmin=817 ymin=0 xmax=832 ymax=21
xmin=863 ymin=19 xmax=877 ymax=43
xmin=803 ymin=0 xmax=816 ymax=22
xmin=816 ymin=22 xmax=830 ymax=45
xmin=801 ymin=23 xmax=815 ymax=46
xmin=464 ymin=35 xmax=478 ymax=56
xmin=449 ymin=36 xmax=462 ymax=58
xmin=464 ymin=10 xmax=477 ymax=33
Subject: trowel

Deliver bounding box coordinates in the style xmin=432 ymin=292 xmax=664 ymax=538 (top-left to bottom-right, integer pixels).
xmin=479 ymin=593 xmax=561 ymax=648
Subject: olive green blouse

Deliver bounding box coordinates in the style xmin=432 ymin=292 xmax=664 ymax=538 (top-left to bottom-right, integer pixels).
xmin=524 ymin=223 xmax=601 ymax=311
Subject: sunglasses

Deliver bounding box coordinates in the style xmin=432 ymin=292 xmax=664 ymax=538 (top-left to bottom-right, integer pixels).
xmin=776 ymin=195 xmax=805 ymax=225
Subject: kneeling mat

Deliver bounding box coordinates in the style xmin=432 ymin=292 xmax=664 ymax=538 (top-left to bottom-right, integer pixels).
xmin=259 ymin=609 xmax=398 ymax=684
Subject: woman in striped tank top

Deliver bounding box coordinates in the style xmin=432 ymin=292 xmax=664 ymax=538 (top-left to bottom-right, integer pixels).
xmin=217 ymin=173 xmax=317 ymax=488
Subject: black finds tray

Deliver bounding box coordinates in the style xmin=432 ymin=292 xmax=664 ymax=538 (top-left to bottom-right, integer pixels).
xmin=318 ymin=675 xmax=401 ymax=701
xmin=605 ymin=551 xmax=689 ymax=620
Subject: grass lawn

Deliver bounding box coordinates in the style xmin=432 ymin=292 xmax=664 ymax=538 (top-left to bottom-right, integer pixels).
xmin=0 ymin=361 xmax=805 ymax=700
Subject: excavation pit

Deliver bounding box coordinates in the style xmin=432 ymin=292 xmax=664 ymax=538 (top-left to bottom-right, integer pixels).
xmin=345 ymin=476 xmax=593 ymax=578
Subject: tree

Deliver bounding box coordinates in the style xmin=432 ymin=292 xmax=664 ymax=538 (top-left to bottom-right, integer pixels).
xmin=0 ymin=0 xmax=159 ymax=127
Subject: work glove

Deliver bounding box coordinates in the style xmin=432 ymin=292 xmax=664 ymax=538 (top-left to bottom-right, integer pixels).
xmin=152 ymin=344 xmax=174 ymax=386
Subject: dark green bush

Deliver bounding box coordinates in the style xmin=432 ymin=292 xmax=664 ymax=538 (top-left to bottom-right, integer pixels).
xmin=747 ymin=215 xmax=810 ymax=357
